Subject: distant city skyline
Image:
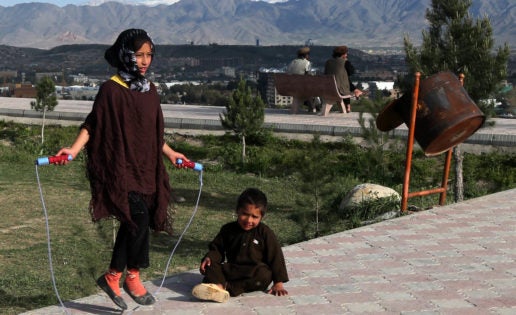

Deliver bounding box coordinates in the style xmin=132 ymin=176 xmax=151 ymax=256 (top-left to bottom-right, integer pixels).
xmin=1 ymin=0 xmax=287 ymax=7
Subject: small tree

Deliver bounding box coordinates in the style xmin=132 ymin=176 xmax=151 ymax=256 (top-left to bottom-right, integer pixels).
xmin=403 ymin=0 xmax=510 ymax=202
xmin=31 ymin=76 xmax=58 ymax=146
xmin=404 ymin=0 xmax=509 ymax=106
xmin=297 ymin=135 xmax=333 ymax=238
xmin=220 ymin=78 xmax=265 ymax=162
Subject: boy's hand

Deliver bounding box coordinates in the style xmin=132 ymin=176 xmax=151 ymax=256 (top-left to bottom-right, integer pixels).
xmin=267 ymin=282 xmax=288 ymax=296
xmin=199 ymin=257 xmax=211 ymax=275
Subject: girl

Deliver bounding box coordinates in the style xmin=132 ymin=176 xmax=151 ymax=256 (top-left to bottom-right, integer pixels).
xmin=57 ymin=29 xmax=190 ymax=310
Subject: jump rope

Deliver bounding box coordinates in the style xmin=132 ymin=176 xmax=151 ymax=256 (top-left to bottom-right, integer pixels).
xmin=35 ymin=154 xmax=203 ymax=314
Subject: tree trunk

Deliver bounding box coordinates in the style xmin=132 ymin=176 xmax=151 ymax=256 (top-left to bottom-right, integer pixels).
xmin=241 ymin=134 xmax=246 ymax=163
xmin=314 ymin=187 xmax=320 ymax=237
xmin=453 ymin=145 xmax=464 ymax=202
xmin=41 ymin=107 xmax=46 ymax=145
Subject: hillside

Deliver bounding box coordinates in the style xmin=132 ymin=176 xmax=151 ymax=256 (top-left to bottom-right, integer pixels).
xmin=0 ymin=0 xmax=513 ymax=49
xmin=0 ymin=44 xmax=392 ymax=79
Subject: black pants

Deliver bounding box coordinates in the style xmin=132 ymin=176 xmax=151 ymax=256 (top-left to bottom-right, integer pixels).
xmin=110 ymin=192 xmax=150 ymax=271
xmin=203 ymin=262 xmax=272 ymax=297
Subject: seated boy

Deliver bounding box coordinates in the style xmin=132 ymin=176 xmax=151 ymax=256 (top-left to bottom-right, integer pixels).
xmin=192 ymin=188 xmax=289 ymax=303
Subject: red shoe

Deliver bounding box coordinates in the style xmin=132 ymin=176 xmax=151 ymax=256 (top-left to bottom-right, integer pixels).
xmin=123 ymin=269 xmax=156 ymax=305
xmin=96 ymin=270 xmax=127 ymax=310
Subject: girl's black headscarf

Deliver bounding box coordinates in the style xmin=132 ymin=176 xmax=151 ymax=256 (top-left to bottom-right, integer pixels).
xmin=104 ymin=29 xmax=155 ymax=92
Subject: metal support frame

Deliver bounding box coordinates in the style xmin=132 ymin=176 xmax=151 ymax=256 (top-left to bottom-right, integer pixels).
xmin=400 ymin=72 xmax=465 ymax=211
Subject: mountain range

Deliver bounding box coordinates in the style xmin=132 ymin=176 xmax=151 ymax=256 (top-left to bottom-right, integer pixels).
xmin=0 ymin=0 xmax=514 ymax=50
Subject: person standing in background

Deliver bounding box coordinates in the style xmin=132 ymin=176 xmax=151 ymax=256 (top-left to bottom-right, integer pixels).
xmin=324 ymin=46 xmax=363 ymax=113
xmin=344 ymin=58 xmax=363 ymax=113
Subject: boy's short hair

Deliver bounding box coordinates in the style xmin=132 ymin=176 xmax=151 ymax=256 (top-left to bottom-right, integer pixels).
xmin=236 ymin=188 xmax=268 ymax=216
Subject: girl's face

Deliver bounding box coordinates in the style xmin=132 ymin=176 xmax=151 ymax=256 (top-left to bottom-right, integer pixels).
xmin=236 ymin=204 xmax=263 ymax=231
xmin=135 ymin=42 xmax=153 ymax=75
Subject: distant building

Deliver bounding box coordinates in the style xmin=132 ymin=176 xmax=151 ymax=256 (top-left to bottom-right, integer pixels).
xmin=361 ymin=81 xmax=399 ymax=98
xmin=0 ymin=85 xmax=13 ymax=97
xmin=60 ymin=85 xmax=99 ymax=100
xmin=357 ymin=70 xmax=396 ymax=81
xmin=171 ymin=57 xmax=200 ymax=67
xmin=0 ymin=70 xmax=17 ymax=83
xmin=361 ymin=81 xmax=395 ymax=91
xmin=35 ymin=72 xmax=61 ymax=83
xmin=70 ymin=73 xmax=89 ymax=84
xmin=13 ymin=83 xmax=36 ymax=98
xmin=258 ymin=70 xmax=292 ymax=108
xmin=221 ymin=66 xmax=236 ymax=78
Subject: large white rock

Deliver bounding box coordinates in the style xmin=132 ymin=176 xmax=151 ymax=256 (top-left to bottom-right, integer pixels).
xmin=339 ymin=183 xmax=401 ymax=210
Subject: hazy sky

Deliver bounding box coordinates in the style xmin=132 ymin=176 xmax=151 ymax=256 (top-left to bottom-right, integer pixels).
xmin=1 ymin=0 xmax=287 ymax=7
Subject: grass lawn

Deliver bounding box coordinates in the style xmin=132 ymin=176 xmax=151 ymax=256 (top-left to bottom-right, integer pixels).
xmin=1 ymin=156 xmax=319 ymax=313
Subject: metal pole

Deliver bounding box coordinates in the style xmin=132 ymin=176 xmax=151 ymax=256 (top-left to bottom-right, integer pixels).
xmin=439 ymin=150 xmax=453 ymax=205
xmin=401 ymin=72 xmax=420 ymax=212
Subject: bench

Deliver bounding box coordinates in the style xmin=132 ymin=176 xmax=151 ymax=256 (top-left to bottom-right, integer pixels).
xmin=274 ymin=73 xmax=351 ymax=116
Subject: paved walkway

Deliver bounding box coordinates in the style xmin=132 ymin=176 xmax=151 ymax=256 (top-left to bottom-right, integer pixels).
xmin=1 ymin=97 xmax=516 ymax=148
xmin=22 ymin=188 xmax=516 ymax=315
xmin=3 ymin=97 xmax=515 ymax=314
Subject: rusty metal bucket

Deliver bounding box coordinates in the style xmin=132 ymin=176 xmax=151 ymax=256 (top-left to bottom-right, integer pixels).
xmin=376 ymin=71 xmax=485 ymax=156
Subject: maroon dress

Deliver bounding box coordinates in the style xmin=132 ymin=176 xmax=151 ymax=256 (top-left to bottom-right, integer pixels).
xmin=82 ymin=79 xmax=172 ymax=234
